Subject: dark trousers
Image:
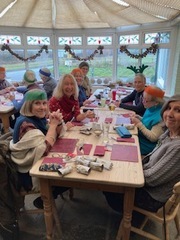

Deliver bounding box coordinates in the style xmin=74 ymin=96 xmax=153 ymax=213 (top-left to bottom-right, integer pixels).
xmin=103 ymin=187 xmax=165 ymax=213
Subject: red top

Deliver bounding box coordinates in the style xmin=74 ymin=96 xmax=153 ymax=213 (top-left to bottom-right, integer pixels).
xmin=48 ymin=95 xmax=81 ymax=122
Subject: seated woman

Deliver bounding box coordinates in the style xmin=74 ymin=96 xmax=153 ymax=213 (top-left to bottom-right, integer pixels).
xmin=71 ymin=68 xmax=92 ymax=107
xmin=0 ymin=66 xmax=12 ymax=95
xmin=117 ymin=73 xmax=146 ymax=116
xmin=104 ymin=94 xmax=180 ymax=213
xmin=8 ymin=70 xmax=42 ymax=111
xmin=39 ymin=67 xmax=57 ymax=99
xmin=131 ymin=85 xmax=165 ymax=156
xmin=10 ymin=89 xmax=68 ymax=209
xmin=48 ymin=74 xmax=94 ymax=123
xmin=79 ymin=61 xmax=92 ymax=98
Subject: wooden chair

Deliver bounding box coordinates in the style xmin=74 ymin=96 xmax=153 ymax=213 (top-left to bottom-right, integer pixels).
xmin=131 ymin=182 xmax=180 ymax=240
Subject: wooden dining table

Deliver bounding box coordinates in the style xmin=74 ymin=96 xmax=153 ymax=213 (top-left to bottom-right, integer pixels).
xmin=30 ymin=119 xmax=144 ymax=240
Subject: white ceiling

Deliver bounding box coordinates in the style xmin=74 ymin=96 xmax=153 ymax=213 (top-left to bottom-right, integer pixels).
xmin=0 ymin=0 xmax=180 ymax=30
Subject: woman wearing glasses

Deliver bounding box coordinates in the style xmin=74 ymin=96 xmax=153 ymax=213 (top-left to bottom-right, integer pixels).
xmin=131 ymin=85 xmax=165 ymax=156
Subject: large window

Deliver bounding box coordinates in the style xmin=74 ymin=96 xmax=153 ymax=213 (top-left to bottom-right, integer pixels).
xmin=0 ymin=28 xmax=177 ymax=95
xmin=27 ymin=49 xmax=54 ymax=81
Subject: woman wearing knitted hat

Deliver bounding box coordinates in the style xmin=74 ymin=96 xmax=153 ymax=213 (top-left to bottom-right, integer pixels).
xmin=9 ymin=70 xmax=42 ymax=111
xmin=10 ymin=89 xmax=68 ymax=209
xmin=131 ymin=85 xmax=165 ymax=156
xmin=39 ymin=67 xmax=57 ymax=99
xmin=79 ymin=61 xmax=92 ymax=97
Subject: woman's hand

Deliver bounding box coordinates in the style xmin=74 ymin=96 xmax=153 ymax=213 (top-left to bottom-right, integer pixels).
xmin=49 ymin=109 xmax=63 ymax=126
xmin=131 ymin=116 xmax=141 ymax=125
xmin=83 ymin=99 xmax=92 ymax=106
xmin=66 ymin=122 xmax=75 ymax=130
xmin=85 ymin=110 xmax=95 ymax=118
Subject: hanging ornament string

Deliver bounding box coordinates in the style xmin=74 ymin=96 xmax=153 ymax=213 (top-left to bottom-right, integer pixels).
xmin=64 ymin=44 xmax=104 ymax=61
xmin=0 ymin=44 xmax=49 ymax=61
xmin=120 ymin=43 xmax=158 ymax=59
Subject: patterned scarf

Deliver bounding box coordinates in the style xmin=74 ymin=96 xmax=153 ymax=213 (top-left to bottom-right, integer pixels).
xmin=13 ymin=115 xmax=48 ymax=143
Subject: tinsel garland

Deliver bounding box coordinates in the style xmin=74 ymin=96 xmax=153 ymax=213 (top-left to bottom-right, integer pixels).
xmin=64 ymin=44 xmax=104 ymax=61
xmin=1 ymin=44 xmax=49 ymax=61
xmin=120 ymin=43 xmax=158 ymax=59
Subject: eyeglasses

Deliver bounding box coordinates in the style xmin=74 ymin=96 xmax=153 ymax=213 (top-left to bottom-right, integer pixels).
xmin=142 ymin=97 xmax=154 ymax=103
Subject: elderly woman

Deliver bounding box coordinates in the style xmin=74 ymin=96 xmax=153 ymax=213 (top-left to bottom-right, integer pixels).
xmin=10 ymin=89 xmax=68 ymax=208
xmin=104 ymin=94 xmax=180 ymax=213
xmin=39 ymin=67 xmax=57 ymax=99
xmin=0 ymin=66 xmax=12 ymax=95
xmin=49 ymin=73 xmax=94 ymax=123
xmin=79 ymin=61 xmax=92 ymax=97
xmin=131 ymin=85 xmax=165 ymax=155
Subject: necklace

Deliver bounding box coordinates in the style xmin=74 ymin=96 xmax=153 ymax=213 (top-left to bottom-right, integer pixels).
xmin=170 ymin=135 xmax=180 ymax=139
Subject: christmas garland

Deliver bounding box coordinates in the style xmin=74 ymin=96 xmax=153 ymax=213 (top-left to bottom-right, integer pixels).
xmin=1 ymin=44 xmax=49 ymax=61
xmin=64 ymin=44 xmax=104 ymax=61
xmin=120 ymin=43 xmax=158 ymax=59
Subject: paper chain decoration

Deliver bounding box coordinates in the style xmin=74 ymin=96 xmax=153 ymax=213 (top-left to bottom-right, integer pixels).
xmin=1 ymin=44 xmax=49 ymax=61
xmin=120 ymin=43 xmax=158 ymax=59
xmin=64 ymin=44 xmax=104 ymax=61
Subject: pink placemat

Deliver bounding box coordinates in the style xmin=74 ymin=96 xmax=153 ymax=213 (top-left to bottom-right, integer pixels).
xmin=77 ymin=144 xmax=93 ymax=155
xmin=85 ymin=104 xmax=98 ymax=107
xmin=50 ymin=138 xmax=78 ymax=153
xmin=121 ymin=113 xmax=131 ymax=118
xmin=111 ymin=144 xmax=138 ymax=162
xmin=93 ymin=146 xmax=105 ymax=156
xmin=105 ymin=117 xmax=113 ymax=123
xmin=41 ymin=157 xmax=65 ymax=165
xmin=72 ymin=121 xmax=84 ymax=126
xmin=116 ymin=137 xmax=135 ymax=143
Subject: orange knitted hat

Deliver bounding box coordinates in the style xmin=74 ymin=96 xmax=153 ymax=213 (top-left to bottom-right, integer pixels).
xmin=71 ymin=68 xmax=83 ymax=76
xmin=145 ymin=86 xmax=165 ymax=98
xmin=0 ymin=67 xmax=5 ymax=73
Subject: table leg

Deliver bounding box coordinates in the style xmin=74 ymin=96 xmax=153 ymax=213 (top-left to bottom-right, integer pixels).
xmin=0 ymin=114 xmax=10 ymax=133
xmin=116 ymin=187 xmax=135 ymax=240
xmin=0 ymin=109 xmax=15 ymax=133
xmin=40 ymin=179 xmax=54 ymax=240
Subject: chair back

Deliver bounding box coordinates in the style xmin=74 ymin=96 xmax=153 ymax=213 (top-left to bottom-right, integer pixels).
xmin=157 ymin=182 xmax=180 ymax=217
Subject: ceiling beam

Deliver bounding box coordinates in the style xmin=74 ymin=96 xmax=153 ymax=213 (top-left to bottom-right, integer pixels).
xmin=52 ymin=0 xmax=56 ymax=28
xmin=0 ymin=0 xmax=17 ymax=18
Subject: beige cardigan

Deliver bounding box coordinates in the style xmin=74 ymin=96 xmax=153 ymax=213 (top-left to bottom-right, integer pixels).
xmin=10 ymin=129 xmax=46 ymax=191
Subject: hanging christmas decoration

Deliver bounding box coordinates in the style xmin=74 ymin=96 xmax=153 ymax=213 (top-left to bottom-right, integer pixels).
xmin=64 ymin=44 xmax=104 ymax=61
xmin=0 ymin=44 xmax=49 ymax=61
xmin=120 ymin=43 xmax=158 ymax=59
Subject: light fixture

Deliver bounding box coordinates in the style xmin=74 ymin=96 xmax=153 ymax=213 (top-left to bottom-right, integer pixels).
xmin=0 ymin=0 xmax=17 ymax=18
xmin=112 ymin=0 xmax=129 ymax=7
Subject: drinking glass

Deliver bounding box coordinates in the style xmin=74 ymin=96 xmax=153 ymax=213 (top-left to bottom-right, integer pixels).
xmin=92 ymin=123 xmax=103 ymax=137
xmin=102 ymin=123 xmax=110 ymax=144
xmin=108 ymin=102 xmax=116 ymax=116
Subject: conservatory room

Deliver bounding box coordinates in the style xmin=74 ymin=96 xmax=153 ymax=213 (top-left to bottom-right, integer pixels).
xmin=0 ymin=0 xmax=180 ymax=240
